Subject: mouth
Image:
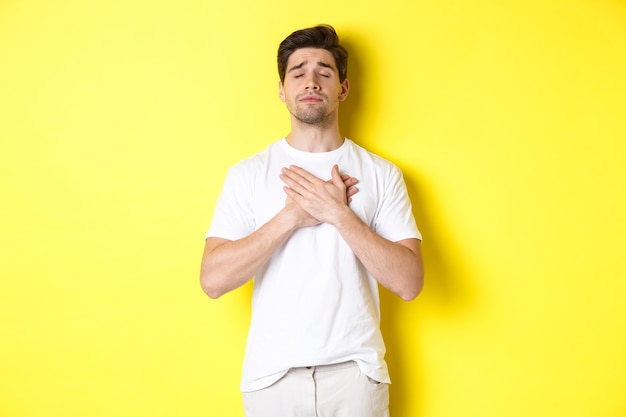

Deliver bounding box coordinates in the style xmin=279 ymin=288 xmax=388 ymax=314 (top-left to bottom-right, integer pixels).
xmin=299 ymin=94 xmax=324 ymax=103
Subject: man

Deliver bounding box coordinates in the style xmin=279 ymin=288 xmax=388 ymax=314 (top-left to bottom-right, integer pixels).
xmin=201 ymin=24 xmax=423 ymax=417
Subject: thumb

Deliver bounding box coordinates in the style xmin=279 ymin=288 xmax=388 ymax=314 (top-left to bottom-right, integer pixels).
xmin=331 ymin=164 xmax=343 ymax=185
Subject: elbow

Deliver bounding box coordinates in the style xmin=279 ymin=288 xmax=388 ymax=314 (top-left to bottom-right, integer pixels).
xmin=200 ymin=264 xmax=249 ymax=299
xmin=393 ymin=239 xmax=424 ymax=301
xmin=400 ymin=291 xmax=418 ymax=302
xmin=200 ymin=273 xmax=226 ymax=299
xmin=399 ymin=286 xmax=421 ymax=302
xmin=400 ymin=272 xmax=424 ymax=302
xmin=203 ymin=286 xmax=224 ymax=300
xmin=201 ymin=283 xmax=225 ymax=299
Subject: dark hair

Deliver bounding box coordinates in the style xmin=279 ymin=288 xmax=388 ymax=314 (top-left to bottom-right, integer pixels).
xmin=277 ymin=24 xmax=348 ymax=83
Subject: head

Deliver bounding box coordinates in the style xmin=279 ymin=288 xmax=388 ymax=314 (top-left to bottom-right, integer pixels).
xmin=277 ymin=24 xmax=348 ymax=84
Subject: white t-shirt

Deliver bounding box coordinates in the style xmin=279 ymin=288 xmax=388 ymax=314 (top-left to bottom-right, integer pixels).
xmin=207 ymin=138 xmax=421 ymax=392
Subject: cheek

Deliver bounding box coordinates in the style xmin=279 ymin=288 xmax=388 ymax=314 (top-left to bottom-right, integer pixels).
xmin=280 ymin=83 xmax=297 ymax=101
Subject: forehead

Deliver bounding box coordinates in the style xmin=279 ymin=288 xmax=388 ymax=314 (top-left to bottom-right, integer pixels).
xmin=287 ymin=48 xmax=337 ymax=69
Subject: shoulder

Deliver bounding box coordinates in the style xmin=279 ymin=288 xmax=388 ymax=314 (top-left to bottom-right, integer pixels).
xmin=345 ymin=139 xmax=402 ymax=176
xmin=227 ymin=140 xmax=282 ymax=175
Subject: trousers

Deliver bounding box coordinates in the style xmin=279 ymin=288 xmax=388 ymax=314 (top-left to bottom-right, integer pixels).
xmin=242 ymin=361 xmax=389 ymax=417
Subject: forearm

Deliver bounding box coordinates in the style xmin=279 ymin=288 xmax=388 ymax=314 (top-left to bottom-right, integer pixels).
xmin=200 ymin=209 xmax=297 ymax=298
xmin=333 ymin=207 xmax=424 ymax=301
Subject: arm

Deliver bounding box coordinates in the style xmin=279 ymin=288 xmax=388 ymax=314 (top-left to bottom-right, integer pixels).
xmin=281 ymin=164 xmax=424 ymax=301
xmin=200 ymin=207 xmax=301 ymax=299
xmin=330 ymin=217 xmax=423 ymax=301
xmin=200 ymin=174 xmax=359 ymax=299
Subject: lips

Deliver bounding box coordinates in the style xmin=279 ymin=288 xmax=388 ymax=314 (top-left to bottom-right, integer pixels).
xmin=299 ymin=94 xmax=324 ymax=103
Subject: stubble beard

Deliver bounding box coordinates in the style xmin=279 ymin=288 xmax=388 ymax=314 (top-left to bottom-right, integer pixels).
xmin=293 ymin=107 xmax=329 ymax=125
xmin=289 ymin=95 xmax=332 ymax=126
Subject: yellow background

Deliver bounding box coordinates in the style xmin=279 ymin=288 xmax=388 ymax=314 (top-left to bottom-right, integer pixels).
xmin=1 ymin=0 xmax=625 ymax=416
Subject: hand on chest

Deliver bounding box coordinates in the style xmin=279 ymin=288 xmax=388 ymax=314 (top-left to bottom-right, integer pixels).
xmin=253 ymin=161 xmax=378 ymax=228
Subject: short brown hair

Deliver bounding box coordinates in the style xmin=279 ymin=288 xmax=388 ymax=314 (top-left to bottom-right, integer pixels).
xmin=277 ymin=24 xmax=348 ymax=83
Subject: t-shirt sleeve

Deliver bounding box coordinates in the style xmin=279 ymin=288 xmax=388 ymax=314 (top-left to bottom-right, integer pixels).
xmin=206 ymin=164 xmax=256 ymax=241
xmin=373 ymin=165 xmax=422 ymax=242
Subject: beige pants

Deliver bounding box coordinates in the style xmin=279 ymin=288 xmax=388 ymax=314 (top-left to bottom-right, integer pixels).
xmin=242 ymin=361 xmax=389 ymax=417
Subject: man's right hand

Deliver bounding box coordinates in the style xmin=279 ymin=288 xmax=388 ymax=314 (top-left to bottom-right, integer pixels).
xmin=283 ymin=171 xmax=359 ymax=229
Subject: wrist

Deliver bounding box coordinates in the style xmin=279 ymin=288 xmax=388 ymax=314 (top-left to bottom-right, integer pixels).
xmin=330 ymin=204 xmax=357 ymax=229
xmin=275 ymin=207 xmax=301 ymax=234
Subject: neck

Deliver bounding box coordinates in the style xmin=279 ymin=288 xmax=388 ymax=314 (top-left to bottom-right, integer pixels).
xmin=285 ymin=116 xmax=344 ymax=153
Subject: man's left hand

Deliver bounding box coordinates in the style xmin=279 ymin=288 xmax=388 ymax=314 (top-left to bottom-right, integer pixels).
xmin=280 ymin=164 xmax=356 ymax=225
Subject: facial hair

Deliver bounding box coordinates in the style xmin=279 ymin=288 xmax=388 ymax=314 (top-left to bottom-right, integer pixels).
xmin=290 ymin=93 xmax=332 ymax=125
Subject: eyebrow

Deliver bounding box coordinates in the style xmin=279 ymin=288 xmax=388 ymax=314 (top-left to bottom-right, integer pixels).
xmin=287 ymin=60 xmax=335 ymax=73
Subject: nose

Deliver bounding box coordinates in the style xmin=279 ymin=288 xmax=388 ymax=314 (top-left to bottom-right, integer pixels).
xmin=304 ymin=74 xmax=320 ymax=91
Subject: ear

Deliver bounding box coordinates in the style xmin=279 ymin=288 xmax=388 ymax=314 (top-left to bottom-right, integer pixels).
xmin=278 ymin=81 xmax=286 ymax=102
xmin=338 ymin=79 xmax=350 ymax=101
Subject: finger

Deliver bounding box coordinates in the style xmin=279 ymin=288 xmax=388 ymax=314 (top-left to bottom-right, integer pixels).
xmin=343 ymin=177 xmax=358 ymax=187
xmin=287 ymin=165 xmax=320 ymax=184
xmin=346 ymin=185 xmax=359 ymax=198
xmin=330 ymin=164 xmax=344 ymax=186
xmin=280 ymin=174 xmax=310 ymax=196
xmin=283 ymin=185 xmax=304 ymax=202
xmin=336 ymin=176 xmax=357 ymax=190
xmin=281 ymin=167 xmax=309 ymax=184
xmin=280 ymin=168 xmax=313 ymax=194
